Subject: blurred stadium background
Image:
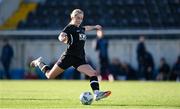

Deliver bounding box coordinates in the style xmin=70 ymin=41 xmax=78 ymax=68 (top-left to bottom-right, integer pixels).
xmin=0 ymin=0 xmax=179 ymax=80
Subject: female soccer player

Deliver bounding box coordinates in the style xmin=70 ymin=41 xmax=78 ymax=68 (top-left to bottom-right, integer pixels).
xmin=30 ymin=9 xmax=111 ymax=101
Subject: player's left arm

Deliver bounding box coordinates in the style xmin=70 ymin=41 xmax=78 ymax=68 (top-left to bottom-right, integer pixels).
xmin=84 ymin=25 xmax=102 ymax=32
xmin=58 ymin=32 xmax=68 ymax=44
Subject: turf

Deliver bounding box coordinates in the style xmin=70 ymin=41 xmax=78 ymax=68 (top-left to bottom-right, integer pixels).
xmin=0 ymin=80 xmax=180 ymax=109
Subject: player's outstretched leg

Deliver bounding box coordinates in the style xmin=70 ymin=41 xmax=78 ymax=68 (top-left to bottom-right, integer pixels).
xmin=30 ymin=57 xmax=42 ymax=67
xmin=30 ymin=57 xmax=50 ymax=74
xmin=30 ymin=57 xmax=64 ymax=79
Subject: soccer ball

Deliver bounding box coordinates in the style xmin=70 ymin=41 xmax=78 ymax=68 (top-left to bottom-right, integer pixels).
xmin=79 ymin=92 xmax=93 ymax=105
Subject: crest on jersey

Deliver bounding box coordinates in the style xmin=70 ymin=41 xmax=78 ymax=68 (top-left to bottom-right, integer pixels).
xmin=79 ymin=34 xmax=86 ymax=40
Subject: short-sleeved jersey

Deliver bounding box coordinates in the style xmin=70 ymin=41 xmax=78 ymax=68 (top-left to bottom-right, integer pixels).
xmin=61 ymin=24 xmax=86 ymax=59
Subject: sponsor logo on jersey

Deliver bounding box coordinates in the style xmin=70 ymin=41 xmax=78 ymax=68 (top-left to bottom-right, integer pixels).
xmin=79 ymin=34 xmax=86 ymax=40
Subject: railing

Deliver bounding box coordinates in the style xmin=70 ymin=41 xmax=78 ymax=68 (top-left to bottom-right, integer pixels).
xmin=0 ymin=29 xmax=180 ymax=39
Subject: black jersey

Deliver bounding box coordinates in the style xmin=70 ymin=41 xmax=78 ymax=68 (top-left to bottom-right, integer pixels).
xmin=62 ymin=24 xmax=86 ymax=59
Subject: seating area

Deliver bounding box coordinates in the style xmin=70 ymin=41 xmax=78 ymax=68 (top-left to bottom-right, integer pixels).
xmin=18 ymin=0 xmax=180 ymax=29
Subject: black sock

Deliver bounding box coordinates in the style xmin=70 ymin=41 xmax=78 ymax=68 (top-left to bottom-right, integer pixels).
xmin=90 ymin=76 xmax=99 ymax=91
xmin=38 ymin=62 xmax=50 ymax=74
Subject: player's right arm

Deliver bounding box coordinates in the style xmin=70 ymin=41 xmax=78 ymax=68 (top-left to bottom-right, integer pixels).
xmin=84 ymin=25 xmax=102 ymax=32
xmin=58 ymin=32 xmax=68 ymax=44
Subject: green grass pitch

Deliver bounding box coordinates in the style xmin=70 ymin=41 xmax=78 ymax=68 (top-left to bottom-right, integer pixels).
xmin=0 ymin=80 xmax=180 ymax=109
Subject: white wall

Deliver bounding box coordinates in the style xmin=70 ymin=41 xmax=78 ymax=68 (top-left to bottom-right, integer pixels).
xmin=107 ymin=39 xmax=180 ymax=68
xmin=0 ymin=39 xmax=180 ymax=68
xmin=0 ymin=39 xmax=179 ymax=71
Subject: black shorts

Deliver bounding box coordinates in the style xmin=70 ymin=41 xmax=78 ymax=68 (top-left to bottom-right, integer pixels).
xmin=56 ymin=55 xmax=87 ymax=69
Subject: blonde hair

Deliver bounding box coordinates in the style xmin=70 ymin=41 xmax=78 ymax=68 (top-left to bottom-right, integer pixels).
xmin=70 ymin=9 xmax=84 ymax=18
